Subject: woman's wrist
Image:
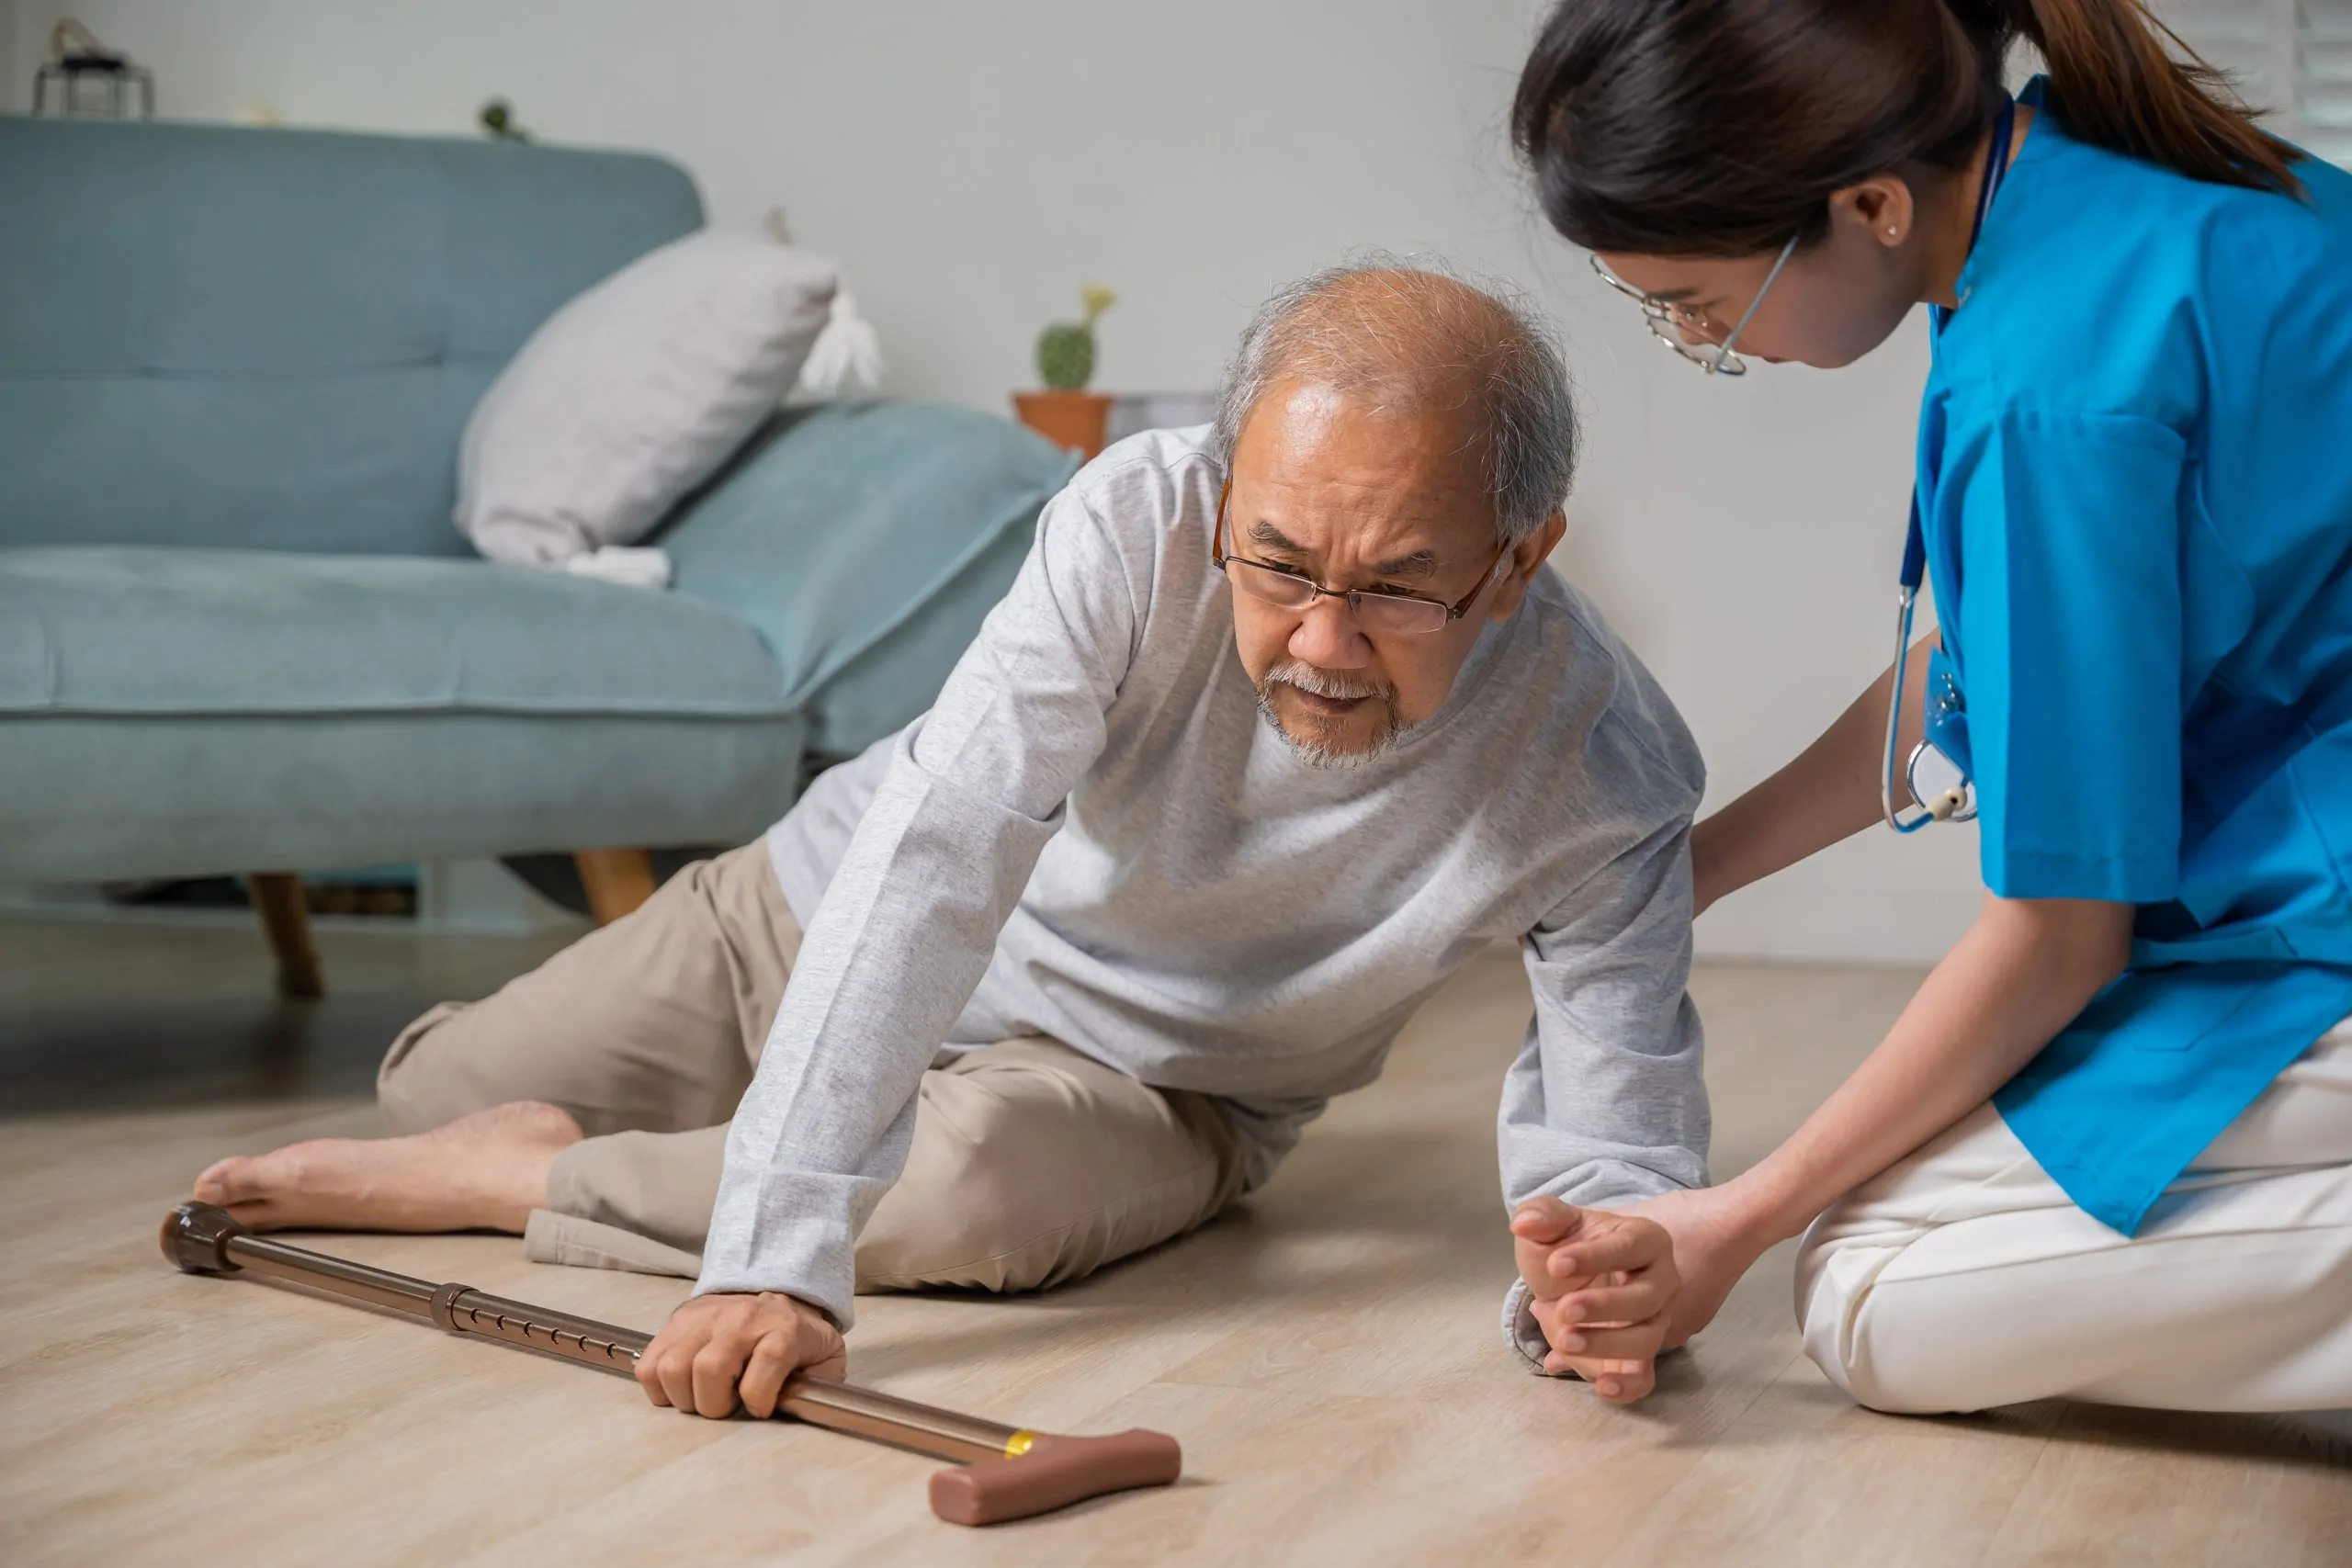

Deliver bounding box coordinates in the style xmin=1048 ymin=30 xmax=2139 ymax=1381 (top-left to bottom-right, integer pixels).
xmin=1713 ymin=1161 xmax=1822 ymax=1247
xmin=1689 ymin=808 xmax=1755 ymax=916
xmin=1689 ymin=818 xmax=1724 ymax=916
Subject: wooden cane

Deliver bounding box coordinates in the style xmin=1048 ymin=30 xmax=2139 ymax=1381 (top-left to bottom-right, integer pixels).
xmin=161 ymin=1202 xmax=1179 ymax=1525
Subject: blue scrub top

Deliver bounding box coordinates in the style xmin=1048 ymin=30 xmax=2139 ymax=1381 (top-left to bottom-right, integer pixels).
xmin=1917 ymin=81 xmax=2352 ymax=1235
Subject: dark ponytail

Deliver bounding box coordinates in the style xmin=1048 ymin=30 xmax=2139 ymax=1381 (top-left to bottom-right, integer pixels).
xmin=1999 ymin=0 xmax=2303 ymax=197
xmin=1513 ymin=0 xmax=2305 ymax=260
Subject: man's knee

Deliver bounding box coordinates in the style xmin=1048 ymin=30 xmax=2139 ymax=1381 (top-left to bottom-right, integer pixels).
xmin=856 ymin=1088 xmax=1046 ymax=1291
xmin=375 ymin=998 xmax=560 ymax=1136
xmin=376 ymin=1001 xmax=473 ymax=1134
xmin=854 ymin=1052 xmax=1229 ymax=1294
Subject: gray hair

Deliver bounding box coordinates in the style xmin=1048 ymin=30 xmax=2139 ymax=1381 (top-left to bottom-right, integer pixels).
xmin=1209 ymin=256 xmax=1578 ymax=544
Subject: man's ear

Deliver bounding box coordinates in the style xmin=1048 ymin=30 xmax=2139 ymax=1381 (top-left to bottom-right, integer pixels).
xmin=1490 ymin=512 xmax=1566 ymax=622
xmin=1521 ymin=512 xmax=1567 ymax=574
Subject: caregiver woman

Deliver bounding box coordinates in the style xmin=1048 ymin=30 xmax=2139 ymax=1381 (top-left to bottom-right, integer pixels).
xmin=1510 ymin=0 xmax=2352 ymax=1414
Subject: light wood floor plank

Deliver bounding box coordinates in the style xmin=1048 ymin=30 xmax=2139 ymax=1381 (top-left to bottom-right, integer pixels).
xmin=1976 ymin=1404 xmax=2352 ymax=1567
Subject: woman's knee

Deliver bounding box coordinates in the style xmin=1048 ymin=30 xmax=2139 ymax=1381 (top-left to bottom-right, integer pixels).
xmin=1792 ymin=1218 xmax=1962 ymax=1416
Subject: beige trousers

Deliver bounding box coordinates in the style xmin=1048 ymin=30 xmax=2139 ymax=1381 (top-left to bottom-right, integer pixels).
xmin=1796 ymin=1019 xmax=2352 ymax=1414
xmin=377 ymin=840 xmax=1246 ymax=1292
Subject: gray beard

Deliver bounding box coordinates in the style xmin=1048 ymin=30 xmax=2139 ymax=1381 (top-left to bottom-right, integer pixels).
xmin=1252 ymin=662 xmax=1411 ymax=770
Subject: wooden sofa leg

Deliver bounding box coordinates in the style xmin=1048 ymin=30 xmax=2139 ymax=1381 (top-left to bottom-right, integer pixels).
xmin=248 ymin=873 xmax=324 ymax=999
xmin=574 ymin=849 xmax=657 ymax=926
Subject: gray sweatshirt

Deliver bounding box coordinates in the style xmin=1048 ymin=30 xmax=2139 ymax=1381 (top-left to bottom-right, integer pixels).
xmin=700 ymin=427 xmax=1710 ymax=1360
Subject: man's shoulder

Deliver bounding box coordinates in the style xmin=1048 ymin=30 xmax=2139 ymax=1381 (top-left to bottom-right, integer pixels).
xmin=1515 ymin=570 xmax=1706 ymax=807
xmin=1061 ymin=424 xmax=1225 ymax=539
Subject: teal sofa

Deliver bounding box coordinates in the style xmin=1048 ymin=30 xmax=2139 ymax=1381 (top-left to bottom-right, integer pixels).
xmin=0 ymin=117 xmax=1075 ymax=985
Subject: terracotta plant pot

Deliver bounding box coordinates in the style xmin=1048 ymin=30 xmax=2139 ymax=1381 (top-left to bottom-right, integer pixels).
xmin=1012 ymin=389 xmax=1114 ymax=459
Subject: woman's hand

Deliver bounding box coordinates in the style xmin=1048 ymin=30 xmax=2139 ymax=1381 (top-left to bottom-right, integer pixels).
xmin=1634 ymin=897 xmax=2136 ymax=1359
xmin=1622 ymin=1185 xmax=1778 ymax=1348
xmin=637 ymin=1290 xmax=846 ymax=1418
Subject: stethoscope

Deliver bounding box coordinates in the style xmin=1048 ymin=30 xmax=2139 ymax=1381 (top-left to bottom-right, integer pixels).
xmin=1883 ymin=94 xmax=2017 ymax=833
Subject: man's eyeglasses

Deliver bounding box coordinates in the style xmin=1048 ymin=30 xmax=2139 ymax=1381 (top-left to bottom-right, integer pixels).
xmin=1589 ymin=232 xmax=1798 ymax=378
xmin=1211 ymin=484 xmax=1507 ymax=636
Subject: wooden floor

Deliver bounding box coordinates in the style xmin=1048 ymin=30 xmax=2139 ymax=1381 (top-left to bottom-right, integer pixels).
xmin=2 ymin=911 xmax=2346 ymax=1566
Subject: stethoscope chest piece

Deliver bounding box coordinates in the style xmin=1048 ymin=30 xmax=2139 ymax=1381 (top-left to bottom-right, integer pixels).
xmin=1905 ymin=739 xmax=1977 ymax=824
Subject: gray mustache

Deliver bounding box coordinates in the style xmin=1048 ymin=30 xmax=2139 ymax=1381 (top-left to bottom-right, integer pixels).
xmin=1263 ymin=661 xmax=1393 ymax=703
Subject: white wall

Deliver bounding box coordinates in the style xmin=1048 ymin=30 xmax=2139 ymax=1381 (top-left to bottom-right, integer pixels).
xmin=0 ymin=1 xmax=18 ymax=113
xmin=9 ymin=0 xmax=1985 ymax=963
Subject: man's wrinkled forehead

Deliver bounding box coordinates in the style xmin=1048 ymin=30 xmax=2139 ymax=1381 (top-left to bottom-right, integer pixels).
xmin=1227 ymin=379 xmax=1494 ymax=561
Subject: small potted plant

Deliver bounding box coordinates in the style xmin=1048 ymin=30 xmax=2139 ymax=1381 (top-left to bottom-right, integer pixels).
xmin=1013 ymin=285 xmax=1116 ymax=457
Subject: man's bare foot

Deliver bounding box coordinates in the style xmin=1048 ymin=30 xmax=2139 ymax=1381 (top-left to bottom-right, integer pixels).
xmin=192 ymin=1101 xmax=585 ymax=1235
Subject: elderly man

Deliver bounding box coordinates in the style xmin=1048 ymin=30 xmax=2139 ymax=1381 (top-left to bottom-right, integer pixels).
xmin=195 ymin=263 xmax=1709 ymax=1409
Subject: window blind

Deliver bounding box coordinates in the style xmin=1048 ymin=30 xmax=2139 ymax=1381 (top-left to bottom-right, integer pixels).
xmin=2157 ymin=0 xmax=2352 ymax=166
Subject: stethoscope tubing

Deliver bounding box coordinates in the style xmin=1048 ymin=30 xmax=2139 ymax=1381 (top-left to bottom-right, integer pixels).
xmin=1881 ymin=94 xmax=2017 ymax=833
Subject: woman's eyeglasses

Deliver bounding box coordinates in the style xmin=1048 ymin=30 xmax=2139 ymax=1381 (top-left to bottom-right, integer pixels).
xmin=1210 ymin=486 xmax=1506 ymax=636
xmin=1589 ymin=233 xmax=1798 ymax=378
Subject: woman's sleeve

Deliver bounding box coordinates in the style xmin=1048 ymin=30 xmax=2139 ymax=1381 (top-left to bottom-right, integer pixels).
xmin=1944 ymin=407 xmax=2189 ymax=904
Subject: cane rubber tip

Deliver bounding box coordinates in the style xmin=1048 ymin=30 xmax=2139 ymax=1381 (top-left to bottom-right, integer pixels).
xmin=161 ymin=1201 xmax=245 ymax=1274
xmin=928 ymin=1429 xmax=1182 ymax=1526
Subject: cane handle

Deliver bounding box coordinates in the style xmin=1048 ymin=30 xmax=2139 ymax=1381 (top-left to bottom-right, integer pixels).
xmin=927 ymin=1430 xmax=1183 ymax=1525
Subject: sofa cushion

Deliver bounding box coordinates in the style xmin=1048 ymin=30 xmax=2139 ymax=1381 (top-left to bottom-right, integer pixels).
xmin=0 ymin=547 xmax=794 ymax=717
xmin=0 ymin=547 xmax=805 ymax=881
xmin=661 ymin=400 xmax=1079 ymax=755
xmin=0 ymin=709 xmax=806 ymax=884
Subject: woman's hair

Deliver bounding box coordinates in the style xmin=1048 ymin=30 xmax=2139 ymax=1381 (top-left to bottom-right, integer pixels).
xmin=1512 ymin=0 xmax=2306 ymax=258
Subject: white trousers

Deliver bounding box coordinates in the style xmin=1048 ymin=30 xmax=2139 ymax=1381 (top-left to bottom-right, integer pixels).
xmin=1795 ymin=1019 xmax=2352 ymax=1414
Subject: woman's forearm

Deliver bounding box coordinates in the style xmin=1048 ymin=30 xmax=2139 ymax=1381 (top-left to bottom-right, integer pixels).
xmin=1724 ymin=894 xmax=2134 ymax=1242
xmin=1691 ymin=635 xmax=1938 ymax=914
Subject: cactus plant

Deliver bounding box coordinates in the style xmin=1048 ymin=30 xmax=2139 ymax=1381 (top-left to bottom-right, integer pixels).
xmin=1035 ymin=285 xmax=1116 ymax=391
xmin=478 ymin=98 xmax=532 ymax=142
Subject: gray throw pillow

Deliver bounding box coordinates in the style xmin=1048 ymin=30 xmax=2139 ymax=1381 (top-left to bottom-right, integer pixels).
xmin=457 ymin=211 xmax=839 ymax=565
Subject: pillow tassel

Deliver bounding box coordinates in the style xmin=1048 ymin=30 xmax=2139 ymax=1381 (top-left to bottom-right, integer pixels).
xmin=797 ymin=287 xmax=886 ymax=400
